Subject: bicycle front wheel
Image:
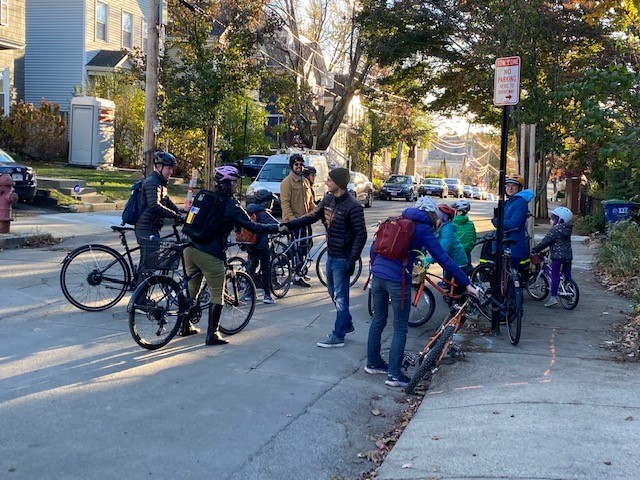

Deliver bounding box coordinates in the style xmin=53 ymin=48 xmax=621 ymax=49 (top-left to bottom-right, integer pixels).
xmin=128 ymin=275 xmax=184 ymax=350
xmin=559 ymin=279 xmax=580 ymax=310
xmin=408 ymin=283 xmax=436 ymax=327
xmin=270 ymin=253 xmax=292 ymax=298
xmin=526 ymin=267 xmax=549 ymax=300
xmin=405 ymin=325 xmax=455 ymax=394
xmin=219 ymin=271 xmax=256 ymax=335
xmin=316 ymin=247 xmax=363 ymax=287
xmin=60 ymin=244 xmax=131 ymax=311
xmin=470 ymin=264 xmax=494 ymax=321
xmin=505 ymin=272 xmax=523 ymax=346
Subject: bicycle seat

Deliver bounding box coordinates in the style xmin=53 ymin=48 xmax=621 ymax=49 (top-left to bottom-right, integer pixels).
xmin=112 ymin=225 xmax=135 ymax=233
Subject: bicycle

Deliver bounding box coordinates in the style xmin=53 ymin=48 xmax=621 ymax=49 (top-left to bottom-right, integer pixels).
xmin=403 ymin=290 xmax=483 ymax=394
xmin=469 ymin=233 xmax=523 ymax=346
xmin=59 ymin=223 xmax=182 ymax=312
xmin=526 ymin=251 xmax=579 ymax=309
xmin=127 ymin=239 xmax=256 ymax=350
xmin=270 ymin=232 xmax=363 ymax=297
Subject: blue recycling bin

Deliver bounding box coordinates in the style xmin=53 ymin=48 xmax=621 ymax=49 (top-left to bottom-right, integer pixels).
xmin=602 ymin=200 xmax=639 ymax=223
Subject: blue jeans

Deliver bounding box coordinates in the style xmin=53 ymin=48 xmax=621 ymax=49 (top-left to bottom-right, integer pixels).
xmin=367 ymin=276 xmax=411 ymax=377
xmin=325 ymin=256 xmax=352 ymax=339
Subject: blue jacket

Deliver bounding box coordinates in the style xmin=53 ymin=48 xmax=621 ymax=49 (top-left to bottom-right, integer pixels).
xmin=436 ymin=221 xmax=469 ymax=268
xmin=370 ymin=207 xmax=470 ymax=288
xmin=246 ymin=203 xmax=278 ymax=251
xmin=491 ymin=189 xmax=534 ymax=260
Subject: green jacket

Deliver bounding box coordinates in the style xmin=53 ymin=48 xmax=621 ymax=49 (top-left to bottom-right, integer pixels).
xmin=452 ymin=214 xmax=477 ymax=255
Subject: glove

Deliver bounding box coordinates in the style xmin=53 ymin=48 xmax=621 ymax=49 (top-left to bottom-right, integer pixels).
xmin=345 ymin=259 xmax=356 ymax=277
xmin=173 ymin=214 xmax=185 ymax=225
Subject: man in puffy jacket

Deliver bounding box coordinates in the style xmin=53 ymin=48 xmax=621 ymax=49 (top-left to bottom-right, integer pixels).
xmin=283 ymin=168 xmax=367 ymax=348
xmin=366 ymin=196 xmax=478 ymax=388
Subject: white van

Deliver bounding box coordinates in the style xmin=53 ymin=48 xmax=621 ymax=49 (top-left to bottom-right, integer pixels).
xmin=245 ymin=151 xmax=329 ymax=209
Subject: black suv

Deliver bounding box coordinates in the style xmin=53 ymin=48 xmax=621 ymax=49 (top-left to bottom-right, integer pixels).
xmin=379 ymin=174 xmax=419 ymax=201
xmin=444 ymin=178 xmax=464 ymax=198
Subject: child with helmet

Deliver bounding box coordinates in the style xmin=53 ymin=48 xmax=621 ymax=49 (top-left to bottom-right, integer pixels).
xmin=451 ymin=199 xmax=477 ymax=267
xmin=531 ymin=206 xmax=574 ymax=307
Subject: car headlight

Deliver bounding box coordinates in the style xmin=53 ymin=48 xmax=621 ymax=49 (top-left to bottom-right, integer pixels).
xmin=246 ymin=186 xmax=255 ymax=197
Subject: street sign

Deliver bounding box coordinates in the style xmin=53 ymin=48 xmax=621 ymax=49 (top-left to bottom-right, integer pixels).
xmin=493 ymin=56 xmax=521 ymax=106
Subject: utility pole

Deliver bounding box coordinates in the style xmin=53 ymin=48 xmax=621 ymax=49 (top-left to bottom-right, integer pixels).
xmin=143 ymin=0 xmax=160 ymax=175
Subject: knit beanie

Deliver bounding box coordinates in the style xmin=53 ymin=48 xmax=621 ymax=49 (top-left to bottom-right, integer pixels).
xmin=329 ymin=168 xmax=350 ymax=189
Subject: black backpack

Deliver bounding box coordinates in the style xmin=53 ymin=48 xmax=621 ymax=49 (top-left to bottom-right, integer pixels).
xmin=182 ymin=189 xmax=227 ymax=242
xmin=121 ymin=179 xmax=146 ymax=226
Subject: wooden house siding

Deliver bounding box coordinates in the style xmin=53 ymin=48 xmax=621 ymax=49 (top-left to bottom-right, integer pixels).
xmin=0 ymin=0 xmax=26 ymax=103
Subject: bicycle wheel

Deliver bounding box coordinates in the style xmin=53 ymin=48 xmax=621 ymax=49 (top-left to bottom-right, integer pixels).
xmin=526 ymin=267 xmax=549 ymax=300
xmin=505 ymin=272 xmax=523 ymax=346
xmin=227 ymin=256 xmax=247 ymax=271
xmin=316 ymin=247 xmax=363 ymax=287
xmin=470 ymin=263 xmax=494 ymax=321
xmin=270 ymin=253 xmax=292 ymax=298
xmin=219 ymin=271 xmax=256 ymax=335
xmin=271 ymin=239 xmax=288 ymax=256
xmin=408 ymin=283 xmax=436 ymax=327
xmin=128 ymin=275 xmax=184 ymax=350
xmin=405 ymin=325 xmax=455 ymax=394
xmin=60 ymin=244 xmax=131 ymax=312
xmin=559 ymin=278 xmax=580 ymax=310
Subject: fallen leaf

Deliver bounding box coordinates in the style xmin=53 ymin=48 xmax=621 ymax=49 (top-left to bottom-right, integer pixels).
xmin=359 ymin=450 xmax=385 ymax=463
xmin=493 ymin=411 xmax=500 ymax=415
xmin=401 ymin=462 xmax=412 ymax=469
xmin=625 ymin=416 xmax=633 ymax=421
xmin=604 ymin=461 xmax=612 ymax=466
xmin=431 ymin=435 xmax=440 ymax=440
xmin=371 ymin=408 xmax=381 ymax=416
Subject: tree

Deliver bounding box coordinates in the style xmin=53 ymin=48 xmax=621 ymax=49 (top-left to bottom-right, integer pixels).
xmin=218 ymin=94 xmax=272 ymax=161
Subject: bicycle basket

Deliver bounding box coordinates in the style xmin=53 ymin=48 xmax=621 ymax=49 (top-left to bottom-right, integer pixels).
xmin=147 ymin=243 xmax=182 ymax=271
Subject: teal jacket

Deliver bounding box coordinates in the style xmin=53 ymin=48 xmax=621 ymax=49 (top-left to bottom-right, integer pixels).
xmin=452 ymin=214 xmax=477 ymax=255
xmin=435 ymin=221 xmax=469 ymax=268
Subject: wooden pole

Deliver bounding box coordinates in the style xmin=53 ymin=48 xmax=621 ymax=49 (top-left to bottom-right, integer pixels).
xmin=143 ymin=0 xmax=160 ymax=175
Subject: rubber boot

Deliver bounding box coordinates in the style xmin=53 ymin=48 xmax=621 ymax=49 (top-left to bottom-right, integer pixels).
xmin=180 ymin=320 xmax=200 ymax=337
xmin=205 ymin=304 xmax=228 ymax=345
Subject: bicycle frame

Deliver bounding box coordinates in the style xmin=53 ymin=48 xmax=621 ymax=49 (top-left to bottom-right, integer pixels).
xmin=413 ymin=268 xmax=460 ymax=307
xmin=279 ymin=232 xmax=327 ymax=272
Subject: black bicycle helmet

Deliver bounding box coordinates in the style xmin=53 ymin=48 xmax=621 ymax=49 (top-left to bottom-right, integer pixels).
xmin=303 ymin=166 xmax=317 ymax=177
xmin=289 ymin=153 xmax=304 ymax=168
xmin=254 ymin=188 xmax=275 ymax=206
xmin=153 ymin=151 xmax=177 ymax=167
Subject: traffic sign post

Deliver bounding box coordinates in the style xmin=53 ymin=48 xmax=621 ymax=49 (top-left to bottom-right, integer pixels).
xmin=494 ymin=56 xmax=521 ymax=106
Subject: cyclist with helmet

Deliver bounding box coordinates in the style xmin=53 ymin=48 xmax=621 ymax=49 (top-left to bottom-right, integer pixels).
xmin=245 ymin=188 xmax=279 ymax=304
xmin=531 ymin=206 xmax=574 ymax=307
xmin=492 ymin=175 xmax=534 ymax=271
xmin=303 ymin=166 xmax=317 ymax=196
xmin=366 ymin=196 xmax=479 ymax=388
xmin=451 ymin=199 xmax=477 ymax=266
xmin=183 ymin=166 xmax=280 ymax=345
xmin=280 ymin=153 xmax=315 ymax=287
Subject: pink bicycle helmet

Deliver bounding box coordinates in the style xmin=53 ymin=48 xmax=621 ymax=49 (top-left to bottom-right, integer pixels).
xmin=214 ymin=165 xmax=241 ymax=183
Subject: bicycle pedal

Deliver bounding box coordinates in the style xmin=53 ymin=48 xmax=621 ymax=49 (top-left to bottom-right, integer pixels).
xmin=447 ymin=344 xmax=464 ymax=358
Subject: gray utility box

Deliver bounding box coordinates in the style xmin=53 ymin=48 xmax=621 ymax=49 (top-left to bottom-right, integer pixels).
xmin=68 ymin=96 xmax=115 ymax=167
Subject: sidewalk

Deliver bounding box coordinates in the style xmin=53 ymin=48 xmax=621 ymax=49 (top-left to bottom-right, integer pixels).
xmin=376 ymin=223 xmax=640 ymax=479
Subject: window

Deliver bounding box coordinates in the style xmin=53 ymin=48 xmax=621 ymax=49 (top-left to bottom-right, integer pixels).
xmin=96 ymin=2 xmax=107 ymax=41
xmin=141 ymin=18 xmax=148 ymax=53
xmin=0 ymin=0 xmax=9 ymax=26
xmin=122 ymin=12 xmax=133 ymax=49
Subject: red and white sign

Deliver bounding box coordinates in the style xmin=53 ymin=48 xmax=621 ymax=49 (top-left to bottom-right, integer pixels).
xmin=493 ymin=56 xmax=521 ymax=106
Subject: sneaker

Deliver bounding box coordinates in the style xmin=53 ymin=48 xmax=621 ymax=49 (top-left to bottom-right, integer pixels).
xmin=317 ymin=333 xmax=345 ymax=348
xmin=303 ymin=275 xmax=312 ymax=282
xmin=385 ymin=373 xmax=411 ymax=388
xmin=263 ymin=295 xmax=276 ymax=305
xmin=346 ymin=324 xmax=355 ymax=335
xmin=544 ymin=297 xmax=558 ymax=307
xmin=293 ymin=277 xmax=311 ymax=288
xmin=364 ymin=362 xmax=389 ymax=375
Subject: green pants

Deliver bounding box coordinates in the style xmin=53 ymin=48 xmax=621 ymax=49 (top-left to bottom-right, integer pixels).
xmin=183 ymin=246 xmax=225 ymax=305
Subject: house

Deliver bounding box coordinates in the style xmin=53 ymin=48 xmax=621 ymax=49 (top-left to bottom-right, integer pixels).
xmin=25 ymin=0 xmax=149 ymax=112
xmin=0 ymin=0 xmax=26 ymax=115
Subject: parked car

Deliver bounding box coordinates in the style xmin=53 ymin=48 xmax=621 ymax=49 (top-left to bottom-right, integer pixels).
xmin=419 ymin=178 xmax=448 ymax=198
xmin=471 ymin=186 xmax=488 ymax=200
xmin=0 ymin=148 xmax=37 ymax=202
xmin=378 ymin=174 xmax=419 ymax=201
xmin=348 ymin=171 xmax=373 ymax=208
xmin=239 ymin=155 xmax=269 ymax=178
xmin=444 ymin=177 xmax=464 ymax=198
xmin=487 ymin=193 xmax=495 ymax=201
xmin=463 ymin=185 xmax=473 ymax=198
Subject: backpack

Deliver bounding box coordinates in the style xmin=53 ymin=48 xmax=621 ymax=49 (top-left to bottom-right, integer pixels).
xmin=235 ymin=214 xmax=258 ymax=245
xmin=373 ymin=216 xmax=415 ymax=260
xmin=121 ymin=179 xmax=146 ymax=226
xmin=182 ymin=189 xmax=227 ymax=243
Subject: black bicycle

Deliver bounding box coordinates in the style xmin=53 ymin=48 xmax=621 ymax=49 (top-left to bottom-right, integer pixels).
xmin=59 ymin=224 xmax=181 ymax=312
xmin=127 ymin=240 xmax=256 ymax=350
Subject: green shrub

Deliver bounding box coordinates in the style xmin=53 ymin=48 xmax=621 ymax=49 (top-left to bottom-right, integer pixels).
xmin=574 ymin=213 xmax=606 ymax=235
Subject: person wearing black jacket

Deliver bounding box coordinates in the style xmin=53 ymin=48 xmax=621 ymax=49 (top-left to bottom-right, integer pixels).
xmin=184 ymin=166 xmax=280 ymax=345
xmin=282 ymin=168 xmax=367 ymax=348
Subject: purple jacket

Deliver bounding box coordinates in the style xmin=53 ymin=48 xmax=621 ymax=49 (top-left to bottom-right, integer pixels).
xmin=370 ymin=207 xmax=470 ymax=287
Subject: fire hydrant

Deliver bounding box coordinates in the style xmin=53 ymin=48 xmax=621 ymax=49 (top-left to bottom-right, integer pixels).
xmin=0 ymin=173 xmax=19 ymax=233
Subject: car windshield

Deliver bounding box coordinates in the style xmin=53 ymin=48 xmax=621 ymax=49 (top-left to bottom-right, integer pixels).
xmin=387 ymin=176 xmax=411 ymax=184
xmin=256 ymin=163 xmax=290 ymax=182
xmin=0 ymin=149 xmax=15 ymax=163
xmin=445 ymin=179 xmax=458 ymax=185
xmin=243 ymin=157 xmax=266 ymax=166
xmin=425 ymin=179 xmax=441 ymax=185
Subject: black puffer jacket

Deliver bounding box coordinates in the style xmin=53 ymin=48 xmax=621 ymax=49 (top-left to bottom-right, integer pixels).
xmin=286 ymin=192 xmax=367 ymax=263
xmin=532 ymin=222 xmax=573 ymax=261
xmin=190 ymin=192 xmax=280 ymax=260
xmin=246 ymin=203 xmax=278 ymax=250
xmin=135 ymin=171 xmax=181 ymax=241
